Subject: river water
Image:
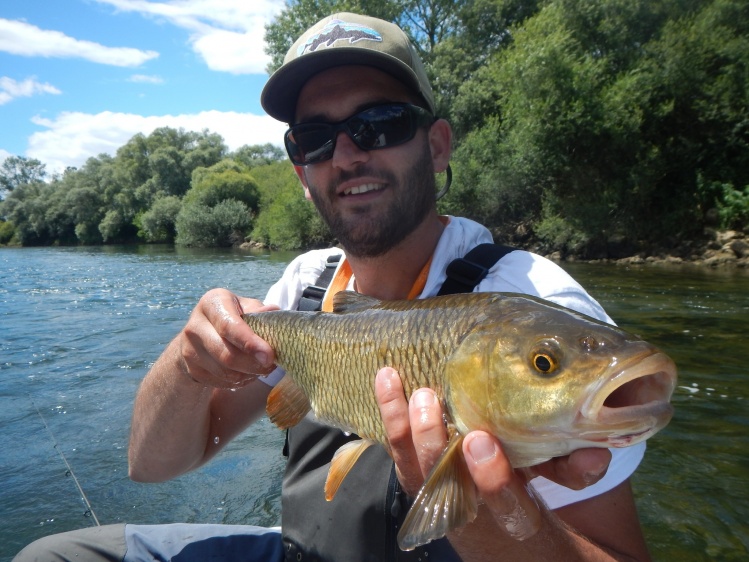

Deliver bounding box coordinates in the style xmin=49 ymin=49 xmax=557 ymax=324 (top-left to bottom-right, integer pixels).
xmin=0 ymin=246 xmax=747 ymax=561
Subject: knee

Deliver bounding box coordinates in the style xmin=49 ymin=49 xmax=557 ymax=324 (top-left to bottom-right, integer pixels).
xmin=13 ymin=533 xmax=69 ymax=561
xmin=13 ymin=524 xmax=126 ymax=562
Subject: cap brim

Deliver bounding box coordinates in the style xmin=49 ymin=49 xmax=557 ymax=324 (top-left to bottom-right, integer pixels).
xmin=261 ymin=49 xmax=424 ymax=124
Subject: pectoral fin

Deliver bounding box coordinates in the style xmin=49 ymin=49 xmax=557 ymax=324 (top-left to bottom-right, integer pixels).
xmin=266 ymin=375 xmax=311 ymax=429
xmin=397 ymin=432 xmax=478 ymax=551
xmin=325 ymin=438 xmax=375 ymax=501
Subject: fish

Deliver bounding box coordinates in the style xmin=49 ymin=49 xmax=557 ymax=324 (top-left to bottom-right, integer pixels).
xmin=243 ymin=291 xmax=677 ymax=550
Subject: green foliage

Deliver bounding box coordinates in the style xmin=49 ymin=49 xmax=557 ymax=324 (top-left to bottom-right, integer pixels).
xmin=251 ymin=161 xmax=332 ymax=249
xmin=716 ymin=184 xmax=749 ymax=229
xmin=3 ymin=1 xmax=749 ymax=252
xmin=138 ymin=195 xmax=182 ymax=243
xmin=533 ymin=214 xmax=589 ymax=256
xmin=230 ymin=144 xmax=286 ymax=168
xmin=0 ymin=220 xmax=15 ymax=244
xmin=175 ymin=199 xmax=252 ymax=247
xmin=186 ymin=159 xmax=260 ymax=210
xmin=0 ymin=155 xmax=46 ymax=196
xmin=174 ymin=159 xmax=262 ymax=247
xmin=449 ymin=0 xmax=749 ymax=248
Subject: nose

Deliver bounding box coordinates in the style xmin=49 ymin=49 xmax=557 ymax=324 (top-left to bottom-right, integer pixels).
xmin=331 ymin=130 xmax=370 ymax=169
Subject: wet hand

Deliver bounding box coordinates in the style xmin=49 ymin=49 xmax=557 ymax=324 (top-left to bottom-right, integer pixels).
xmin=374 ymin=367 xmax=613 ymax=539
xmin=177 ymin=288 xmax=277 ymax=389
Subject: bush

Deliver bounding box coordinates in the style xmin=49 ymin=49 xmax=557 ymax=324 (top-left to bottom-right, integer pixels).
xmin=250 ymin=161 xmax=332 ymax=249
xmin=718 ymin=184 xmax=749 ymax=230
xmin=175 ymin=199 xmax=252 ymax=247
xmin=0 ymin=220 xmax=15 ymax=244
xmin=139 ymin=195 xmax=182 ymax=242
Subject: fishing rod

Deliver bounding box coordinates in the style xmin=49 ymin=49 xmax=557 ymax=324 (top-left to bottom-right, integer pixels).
xmin=29 ymin=395 xmax=101 ymax=526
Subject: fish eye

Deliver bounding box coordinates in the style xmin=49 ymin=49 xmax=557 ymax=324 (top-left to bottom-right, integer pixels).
xmin=530 ymin=339 xmax=562 ymax=376
xmin=533 ymin=353 xmax=558 ymax=374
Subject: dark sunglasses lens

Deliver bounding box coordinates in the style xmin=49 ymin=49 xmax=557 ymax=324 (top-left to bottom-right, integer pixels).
xmin=286 ymin=104 xmax=428 ymax=165
xmin=349 ymin=105 xmax=413 ymax=150
xmin=285 ymin=125 xmax=335 ymax=165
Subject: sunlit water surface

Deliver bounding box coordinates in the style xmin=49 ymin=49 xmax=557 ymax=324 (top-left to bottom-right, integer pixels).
xmin=1 ymin=247 xmax=746 ymax=561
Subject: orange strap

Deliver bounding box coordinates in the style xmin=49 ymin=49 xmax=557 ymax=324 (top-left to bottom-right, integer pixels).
xmin=321 ymin=217 xmax=449 ymax=312
xmin=321 ymin=254 xmax=433 ymax=312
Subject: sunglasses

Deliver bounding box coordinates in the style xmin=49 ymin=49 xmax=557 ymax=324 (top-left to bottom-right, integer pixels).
xmin=284 ymin=103 xmax=435 ymax=166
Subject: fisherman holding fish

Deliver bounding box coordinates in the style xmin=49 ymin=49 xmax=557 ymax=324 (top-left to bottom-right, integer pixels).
xmin=16 ymin=12 xmax=675 ymax=562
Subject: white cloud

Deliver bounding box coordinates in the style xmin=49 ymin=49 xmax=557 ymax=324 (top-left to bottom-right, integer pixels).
xmin=94 ymin=0 xmax=284 ymax=74
xmin=128 ymin=74 xmax=165 ymax=84
xmin=0 ymin=148 xmax=11 ymax=163
xmin=0 ymin=76 xmax=61 ymax=105
xmin=27 ymin=110 xmax=287 ymax=173
xmin=0 ymin=18 xmax=158 ymax=67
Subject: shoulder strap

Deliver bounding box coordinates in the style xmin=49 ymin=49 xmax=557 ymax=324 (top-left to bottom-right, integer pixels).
xmin=297 ymin=254 xmax=342 ymax=312
xmin=437 ymin=243 xmax=516 ymax=296
xmin=296 ymin=243 xmax=516 ymax=311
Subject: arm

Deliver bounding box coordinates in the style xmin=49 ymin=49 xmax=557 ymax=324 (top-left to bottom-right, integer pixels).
xmin=128 ymin=289 xmax=278 ymax=482
xmin=375 ymin=368 xmax=652 ymax=562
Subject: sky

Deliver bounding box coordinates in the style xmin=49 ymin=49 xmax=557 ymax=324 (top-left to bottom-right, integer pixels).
xmin=0 ymin=0 xmax=291 ymax=174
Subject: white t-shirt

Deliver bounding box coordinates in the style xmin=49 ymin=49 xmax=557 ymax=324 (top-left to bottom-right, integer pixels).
xmin=262 ymin=216 xmax=645 ymax=509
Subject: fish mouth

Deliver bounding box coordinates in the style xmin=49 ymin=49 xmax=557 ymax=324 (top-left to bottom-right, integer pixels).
xmin=578 ymin=350 xmax=677 ymax=446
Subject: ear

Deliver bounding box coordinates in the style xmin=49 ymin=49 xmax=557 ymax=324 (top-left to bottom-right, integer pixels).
xmin=293 ymin=165 xmax=313 ymax=201
xmin=428 ymin=119 xmax=452 ymax=173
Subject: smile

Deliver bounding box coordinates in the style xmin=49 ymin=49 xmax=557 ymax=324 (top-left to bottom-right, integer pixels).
xmin=342 ymin=183 xmax=384 ymax=196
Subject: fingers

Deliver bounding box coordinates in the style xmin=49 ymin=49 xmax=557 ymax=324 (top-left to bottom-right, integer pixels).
xmin=463 ymin=432 xmax=542 ymax=540
xmin=375 ymin=369 xmax=448 ymax=496
xmin=177 ymin=289 xmax=277 ymax=389
xmin=525 ymin=448 xmax=611 ymax=490
xmin=408 ymin=388 xmax=448 ymax=481
xmin=375 ymin=368 xmax=419 ymax=494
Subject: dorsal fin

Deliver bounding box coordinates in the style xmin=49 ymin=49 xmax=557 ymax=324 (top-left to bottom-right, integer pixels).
xmin=332 ymin=291 xmax=380 ymax=314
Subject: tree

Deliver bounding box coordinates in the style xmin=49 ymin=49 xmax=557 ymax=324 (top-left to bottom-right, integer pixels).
xmin=138 ymin=195 xmax=182 ymax=243
xmin=174 ymin=159 xmax=260 ymax=247
xmin=251 ymin=160 xmax=332 ymax=249
xmin=175 ymin=199 xmax=252 ymax=247
xmin=0 ymin=156 xmax=47 ymax=197
xmin=230 ymin=144 xmax=286 ymax=168
xmin=186 ymin=159 xmax=260 ymax=210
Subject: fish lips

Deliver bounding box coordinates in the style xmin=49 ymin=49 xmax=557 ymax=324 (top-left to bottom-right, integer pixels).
xmin=577 ymin=350 xmax=677 ymax=446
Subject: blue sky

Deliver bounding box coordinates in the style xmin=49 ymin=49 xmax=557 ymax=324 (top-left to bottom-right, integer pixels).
xmin=0 ymin=0 xmax=289 ymax=174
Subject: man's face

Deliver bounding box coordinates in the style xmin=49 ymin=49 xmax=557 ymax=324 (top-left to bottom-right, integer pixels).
xmin=293 ymin=66 xmax=437 ymax=259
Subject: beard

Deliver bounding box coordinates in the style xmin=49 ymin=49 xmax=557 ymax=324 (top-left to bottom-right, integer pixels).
xmin=306 ymin=141 xmax=437 ymax=258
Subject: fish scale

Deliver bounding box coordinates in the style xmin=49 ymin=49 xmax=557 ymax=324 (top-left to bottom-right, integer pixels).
xmin=244 ymin=292 xmax=484 ymax=441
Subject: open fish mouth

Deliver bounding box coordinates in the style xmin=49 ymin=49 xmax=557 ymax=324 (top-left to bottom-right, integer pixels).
xmin=578 ymin=350 xmax=677 ymax=446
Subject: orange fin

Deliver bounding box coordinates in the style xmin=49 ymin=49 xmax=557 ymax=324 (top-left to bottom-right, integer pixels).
xmin=331 ymin=291 xmax=380 ymax=314
xmin=266 ymin=374 xmax=311 ymax=429
xmin=397 ymin=432 xmax=477 ymax=551
xmin=324 ymin=439 xmax=375 ymax=501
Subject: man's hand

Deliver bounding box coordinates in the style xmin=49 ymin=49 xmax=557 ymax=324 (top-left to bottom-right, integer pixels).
xmin=374 ymin=367 xmax=612 ymax=540
xmin=176 ymin=288 xmax=278 ymax=388
xmin=129 ymin=289 xmax=278 ymax=482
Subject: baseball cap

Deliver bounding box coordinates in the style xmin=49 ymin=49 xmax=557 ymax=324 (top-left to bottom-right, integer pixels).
xmin=261 ymin=13 xmax=435 ymax=124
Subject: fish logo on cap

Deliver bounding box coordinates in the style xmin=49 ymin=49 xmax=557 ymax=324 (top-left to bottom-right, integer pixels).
xmin=299 ymin=19 xmax=382 ymax=56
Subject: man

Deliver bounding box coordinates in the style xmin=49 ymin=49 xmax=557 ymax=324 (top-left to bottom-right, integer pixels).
xmin=15 ymin=13 xmax=652 ymax=562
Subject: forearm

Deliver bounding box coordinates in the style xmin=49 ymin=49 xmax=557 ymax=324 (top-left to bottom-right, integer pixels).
xmin=128 ymin=337 xmax=215 ymax=482
xmin=449 ymin=504 xmax=635 ymax=562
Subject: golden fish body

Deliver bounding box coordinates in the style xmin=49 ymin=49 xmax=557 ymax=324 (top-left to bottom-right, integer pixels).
xmin=244 ymin=290 xmax=676 ymax=549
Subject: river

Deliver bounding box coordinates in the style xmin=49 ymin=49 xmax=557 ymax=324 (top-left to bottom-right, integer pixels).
xmin=0 ymin=246 xmax=747 ymax=561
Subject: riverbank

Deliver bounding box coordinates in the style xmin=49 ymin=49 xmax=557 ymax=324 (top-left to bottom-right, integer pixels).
xmin=496 ymin=227 xmax=749 ymax=268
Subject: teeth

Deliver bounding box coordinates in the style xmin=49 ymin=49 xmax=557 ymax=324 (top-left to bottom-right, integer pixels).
xmin=344 ymin=183 xmax=382 ymax=196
